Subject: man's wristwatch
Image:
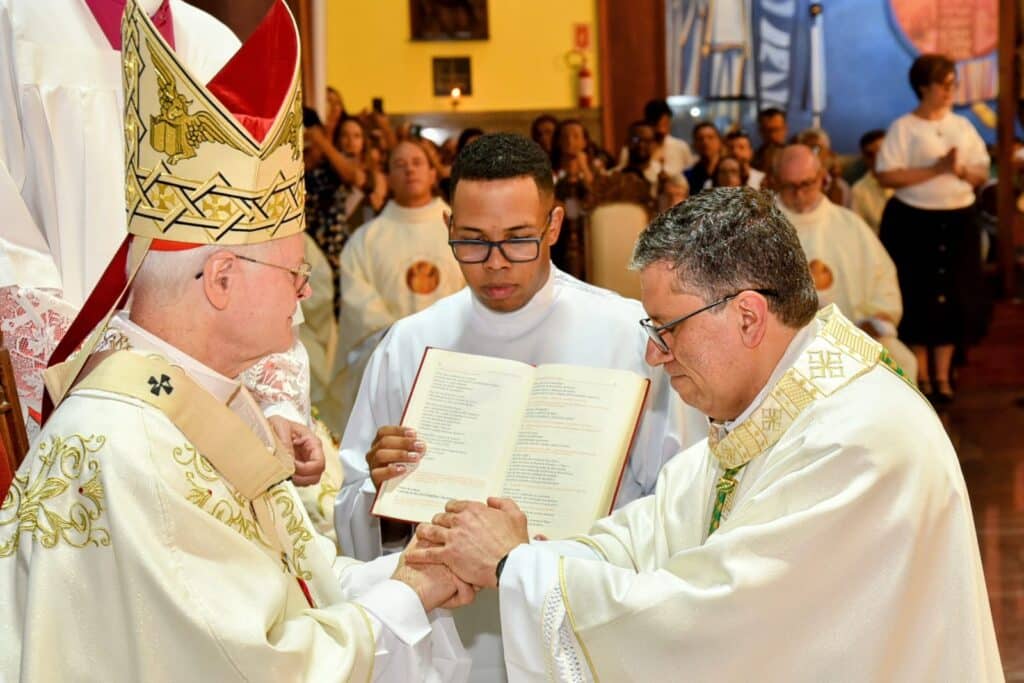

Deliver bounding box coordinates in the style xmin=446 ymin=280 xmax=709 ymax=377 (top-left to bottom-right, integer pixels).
xmin=495 ymin=552 xmax=510 ymax=585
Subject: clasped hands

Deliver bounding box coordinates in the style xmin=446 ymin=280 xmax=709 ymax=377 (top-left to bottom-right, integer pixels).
xmin=367 ymin=426 xmax=531 ymax=610
xmin=392 ymin=498 xmax=530 ymax=611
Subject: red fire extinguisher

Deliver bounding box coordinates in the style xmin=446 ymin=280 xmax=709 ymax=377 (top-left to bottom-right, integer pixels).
xmin=578 ymin=56 xmax=594 ymax=109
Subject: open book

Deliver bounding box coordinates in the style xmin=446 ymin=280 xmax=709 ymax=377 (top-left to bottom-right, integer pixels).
xmin=371 ymin=348 xmax=650 ymax=539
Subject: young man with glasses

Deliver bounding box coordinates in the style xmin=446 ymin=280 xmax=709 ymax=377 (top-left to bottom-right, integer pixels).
xmin=408 ymin=188 xmax=1000 ymax=681
xmin=335 ymin=133 xmax=706 ymax=681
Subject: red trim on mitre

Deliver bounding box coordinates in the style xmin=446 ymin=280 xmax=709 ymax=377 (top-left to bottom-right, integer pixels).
xmin=150 ymin=238 xmax=201 ymax=251
xmin=204 ymin=0 xmax=297 ymax=143
xmin=42 ymin=235 xmax=134 ymax=422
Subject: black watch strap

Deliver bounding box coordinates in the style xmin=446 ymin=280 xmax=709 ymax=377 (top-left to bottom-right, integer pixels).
xmin=495 ymin=552 xmax=510 ymax=585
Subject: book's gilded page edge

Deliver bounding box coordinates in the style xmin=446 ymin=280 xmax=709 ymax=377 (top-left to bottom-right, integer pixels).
xmin=370 ymin=346 xmax=436 ymax=520
xmin=600 ymin=377 xmax=651 ymax=516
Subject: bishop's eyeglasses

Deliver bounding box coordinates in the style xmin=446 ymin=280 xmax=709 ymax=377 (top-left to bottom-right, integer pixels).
xmin=447 ymin=210 xmax=553 ymax=264
xmin=194 ymin=254 xmax=312 ymax=294
xmin=640 ymin=289 xmax=778 ymax=354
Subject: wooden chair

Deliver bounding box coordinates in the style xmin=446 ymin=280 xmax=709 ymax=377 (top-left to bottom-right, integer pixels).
xmin=0 ymin=330 xmax=30 ymax=493
xmin=586 ymin=202 xmax=648 ymax=300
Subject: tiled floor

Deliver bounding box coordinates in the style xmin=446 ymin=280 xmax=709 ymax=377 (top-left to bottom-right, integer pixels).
xmin=942 ymin=301 xmax=1024 ymax=680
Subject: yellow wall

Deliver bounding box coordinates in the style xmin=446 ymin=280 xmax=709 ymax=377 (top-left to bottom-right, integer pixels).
xmin=324 ymin=1 xmax=599 ymax=114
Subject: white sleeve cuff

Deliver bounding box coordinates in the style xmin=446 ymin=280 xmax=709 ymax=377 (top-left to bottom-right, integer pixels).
xmin=262 ymin=402 xmax=305 ymax=425
xmin=355 ymin=579 xmax=432 ymax=647
xmin=499 ymin=544 xmax=564 ymax=680
xmin=536 ymin=539 xmax=602 ymax=561
xmin=335 ymin=553 xmax=402 ymax=599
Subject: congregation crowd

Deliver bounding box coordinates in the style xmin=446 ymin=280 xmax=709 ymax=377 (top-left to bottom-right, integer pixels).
xmin=304 ymin=52 xmax=992 ymax=423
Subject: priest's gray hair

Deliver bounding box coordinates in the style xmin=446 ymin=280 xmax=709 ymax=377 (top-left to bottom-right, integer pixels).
xmin=630 ymin=187 xmax=818 ymax=328
xmin=132 ymin=241 xmax=272 ymax=304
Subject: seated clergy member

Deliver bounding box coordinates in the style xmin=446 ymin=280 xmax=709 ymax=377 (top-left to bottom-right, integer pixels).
xmin=326 ymin=139 xmax=465 ymax=433
xmin=411 ymin=188 xmax=1001 ymax=681
xmin=0 ymin=3 xmax=471 ymax=679
xmin=335 ymin=133 xmax=707 ymax=680
xmin=774 ymin=144 xmax=917 ymax=382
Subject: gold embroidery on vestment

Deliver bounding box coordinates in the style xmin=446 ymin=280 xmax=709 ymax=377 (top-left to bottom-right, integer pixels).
xmin=172 ymin=443 xmax=262 ymax=542
xmin=0 ymin=434 xmax=110 ymax=556
xmin=316 ymin=475 xmax=341 ymax=520
xmin=270 ymin=486 xmax=314 ymax=580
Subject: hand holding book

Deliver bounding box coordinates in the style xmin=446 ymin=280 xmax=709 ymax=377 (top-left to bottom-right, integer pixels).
xmin=365 ymin=425 xmax=424 ymax=489
xmin=372 ymin=348 xmax=650 ymax=539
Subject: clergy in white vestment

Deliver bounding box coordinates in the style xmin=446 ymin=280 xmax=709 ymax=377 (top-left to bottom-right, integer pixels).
xmin=323 ymin=140 xmax=465 ymax=433
xmin=410 ymin=188 xmax=1001 ymax=682
xmin=0 ymin=0 xmax=238 ymax=428
xmin=335 ymin=133 xmax=707 ymax=681
xmin=0 ymin=3 xmax=471 ymax=680
xmin=775 ymin=144 xmax=917 ymax=382
xmin=851 ymin=170 xmax=893 ymax=234
xmin=850 ymin=130 xmax=893 ymax=234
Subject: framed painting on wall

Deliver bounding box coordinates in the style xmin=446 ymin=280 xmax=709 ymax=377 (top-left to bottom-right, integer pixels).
xmin=410 ymin=0 xmax=489 ymax=41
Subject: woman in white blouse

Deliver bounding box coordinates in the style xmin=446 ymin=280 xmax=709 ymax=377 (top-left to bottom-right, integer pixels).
xmin=875 ymin=54 xmax=990 ymax=404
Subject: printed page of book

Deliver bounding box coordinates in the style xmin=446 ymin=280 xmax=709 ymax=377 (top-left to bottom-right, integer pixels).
xmin=372 ymin=348 xmax=532 ymax=523
xmin=499 ymin=364 xmax=649 ymax=539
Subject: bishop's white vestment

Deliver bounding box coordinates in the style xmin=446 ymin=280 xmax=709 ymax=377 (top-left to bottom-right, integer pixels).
xmin=779 ymin=198 xmax=917 ymax=382
xmin=323 ymin=197 xmax=465 ymax=433
xmin=335 ymin=268 xmax=708 ymax=681
xmin=496 ymin=307 xmax=1000 ymax=682
xmin=0 ymin=314 xmax=469 ymax=682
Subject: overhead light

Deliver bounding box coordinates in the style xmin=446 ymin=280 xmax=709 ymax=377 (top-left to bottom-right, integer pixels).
xmin=419 ymin=127 xmax=451 ymax=145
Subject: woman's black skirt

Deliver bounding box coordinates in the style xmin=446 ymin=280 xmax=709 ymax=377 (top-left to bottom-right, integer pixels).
xmin=878 ymin=197 xmax=985 ymax=346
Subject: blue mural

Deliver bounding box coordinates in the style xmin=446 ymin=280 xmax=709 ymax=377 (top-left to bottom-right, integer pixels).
xmin=666 ymin=0 xmax=999 ymax=153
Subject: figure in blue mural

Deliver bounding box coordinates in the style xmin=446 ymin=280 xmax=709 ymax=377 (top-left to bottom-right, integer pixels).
xmin=667 ymin=0 xmax=999 ymax=152
xmin=667 ymin=0 xmax=755 ymax=100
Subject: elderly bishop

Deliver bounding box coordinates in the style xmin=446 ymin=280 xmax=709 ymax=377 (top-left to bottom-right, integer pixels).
xmin=0 ymin=2 xmax=470 ymax=680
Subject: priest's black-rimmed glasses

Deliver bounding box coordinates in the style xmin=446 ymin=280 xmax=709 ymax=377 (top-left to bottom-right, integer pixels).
xmin=640 ymin=289 xmax=778 ymax=354
xmin=447 ymin=211 xmax=553 ymax=264
xmin=194 ymin=254 xmax=312 ymax=294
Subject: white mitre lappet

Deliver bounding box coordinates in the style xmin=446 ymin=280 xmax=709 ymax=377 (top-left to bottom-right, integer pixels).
xmin=43 ymin=0 xmax=305 ymax=417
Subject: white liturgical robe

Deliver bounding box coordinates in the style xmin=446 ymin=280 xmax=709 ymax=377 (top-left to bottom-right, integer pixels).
xmin=779 ymin=197 xmax=917 ymax=382
xmin=0 ymin=314 xmax=469 ymax=682
xmin=497 ymin=307 xmax=1000 ymax=681
xmin=324 ymin=197 xmax=465 ymax=432
xmin=335 ymin=268 xmax=707 ymax=681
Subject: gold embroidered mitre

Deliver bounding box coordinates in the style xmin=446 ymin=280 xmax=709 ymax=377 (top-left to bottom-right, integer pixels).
xmin=121 ymin=0 xmax=305 ymax=246
xmin=42 ymin=0 xmax=305 ymax=418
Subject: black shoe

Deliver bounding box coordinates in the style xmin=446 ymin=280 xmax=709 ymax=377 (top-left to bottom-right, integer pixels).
xmin=933 ymin=381 xmax=955 ymax=405
xmin=918 ymin=379 xmax=933 ymax=396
